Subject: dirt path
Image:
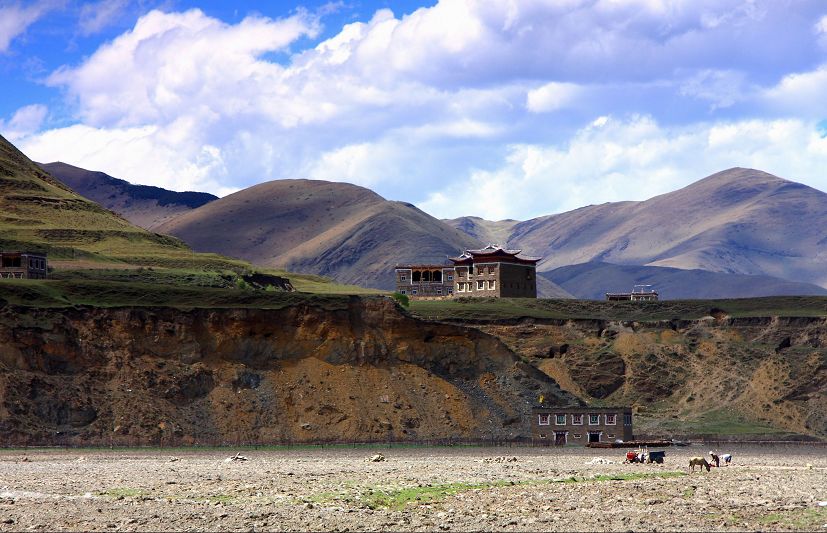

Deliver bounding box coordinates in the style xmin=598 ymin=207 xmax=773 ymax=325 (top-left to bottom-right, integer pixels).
xmin=0 ymin=444 xmax=824 ymax=531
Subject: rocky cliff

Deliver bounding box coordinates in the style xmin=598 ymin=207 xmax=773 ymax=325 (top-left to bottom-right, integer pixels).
xmin=0 ymin=297 xmax=575 ymax=446
xmin=474 ymin=316 xmax=827 ymax=439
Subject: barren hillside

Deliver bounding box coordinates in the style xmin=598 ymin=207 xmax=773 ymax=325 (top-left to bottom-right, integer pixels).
xmin=443 ymin=216 xmax=519 ymax=246
xmin=507 ymin=168 xmax=827 ymax=287
xmin=156 ymin=179 xmax=537 ymax=292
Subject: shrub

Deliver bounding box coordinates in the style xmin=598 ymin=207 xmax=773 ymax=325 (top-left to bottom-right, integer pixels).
xmin=392 ymin=292 xmax=410 ymax=307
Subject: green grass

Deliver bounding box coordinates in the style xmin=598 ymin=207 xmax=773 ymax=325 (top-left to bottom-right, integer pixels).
xmin=653 ymin=409 xmax=788 ymax=436
xmin=409 ymin=296 xmax=827 ymax=322
xmin=311 ymin=471 xmax=688 ymax=510
xmin=358 ymin=481 xmax=511 ymax=510
xmin=0 ymin=278 xmax=377 ymax=308
xmin=97 ymin=487 xmax=144 ymax=498
xmin=756 ymin=508 xmax=826 ymax=530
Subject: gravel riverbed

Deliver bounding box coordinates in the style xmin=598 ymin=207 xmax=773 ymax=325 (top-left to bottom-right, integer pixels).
xmin=0 ymin=444 xmax=824 ymax=531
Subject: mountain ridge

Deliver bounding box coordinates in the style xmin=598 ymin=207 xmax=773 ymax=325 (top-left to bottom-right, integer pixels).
xmin=39 ymin=161 xmax=217 ymax=231
xmin=544 ymin=262 xmax=827 ymax=300
xmin=453 ymin=167 xmax=827 ymax=290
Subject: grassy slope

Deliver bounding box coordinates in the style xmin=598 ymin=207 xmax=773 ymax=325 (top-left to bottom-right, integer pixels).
xmin=1 ymin=134 xmax=378 ymax=298
xmin=409 ymin=296 xmax=827 ymax=321
xmin=0 ymin=277 xmax=375 ymax=309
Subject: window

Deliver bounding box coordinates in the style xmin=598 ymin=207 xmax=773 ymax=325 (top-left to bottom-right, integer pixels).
xmin=573 ymin=434 xmax=582 ymax=439
xmin=436 ymin=288 xmax=442 ymax=295
xmin=448 ymin=288 xmax=453 ymax=294
xmin=538 ymin=434 xmax=547 ymax=439
xmin=469 ymin=265 xmax=474 ymax=275
xmin=607 ymin=434 xmax=615 ymax=439
xmin=555 ymin=414 xmax=566 ymax=425
xmin=447 ymin=275 xmax=453 ymax=281
xmin=624 ymin=413 xmax=632 ymax=425
xmin=488 ymin=280 xmax=495 ymax=290
xmin=400 ymin=275 xmax=407 ymax=281
xmin=412 ymin=289 xmax=417 ymax=295
xmin=400 ymin=290 xmax=407 ymax=295
xmin=477 ymin=280 xmax=485 ymax=290
xmin=589 ymin=414 xmax=600 ymax=425
xmin=571 ymin=414 xmax=583 ymax=425
xmin=538 ymin=414 xmax=551 ymax=426
xmin=605 ymin=414 xmax=617 ymax=425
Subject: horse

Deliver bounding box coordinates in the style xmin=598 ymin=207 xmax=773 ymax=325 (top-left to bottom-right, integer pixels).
xmin=689 ymin=457 xmax=711 ymax=472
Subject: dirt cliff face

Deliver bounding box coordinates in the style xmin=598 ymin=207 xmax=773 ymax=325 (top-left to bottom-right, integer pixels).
xmin=0 ymin=298 xmax=575 ymax=446
xmin=476 ymin=317 xmax=827 ymax=439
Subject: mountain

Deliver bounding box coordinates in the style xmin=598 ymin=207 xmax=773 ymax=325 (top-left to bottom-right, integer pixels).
xmin=39 ymin=162 xmax=217 ymax=231
xmin=154 ymin=180 xmax=466 ymax=290
xmin=155 ymin=179 xmax=572 ymax=295
xmin=544 ymin=262 xmax=827 ymax=300
xmin=443 ymin=216 xmax=519 ymax=246
xmin=0 ymin=134 xmax=205 ymax=265
xmin=452 ymin=168 xmax=827 ymax=290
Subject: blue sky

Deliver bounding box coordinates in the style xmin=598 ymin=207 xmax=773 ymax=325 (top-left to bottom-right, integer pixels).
xmin=2 ymin=0 xmax=827 ymax=220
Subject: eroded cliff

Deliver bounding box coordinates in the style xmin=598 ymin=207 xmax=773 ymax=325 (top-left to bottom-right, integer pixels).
xmin=0 ymin=297 xmax=575 ymax=445
xmin=476 ymin=316 xmax=827 ymax=439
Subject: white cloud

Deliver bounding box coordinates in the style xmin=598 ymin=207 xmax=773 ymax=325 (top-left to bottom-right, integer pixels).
xmin=48 ymin=8 xmax=322 ymax=128
xmin=817 ymin=14 xmax=827 ymax=40
xmin=78 ymin=0 xmax=129 ymax=36
xmin=13 ymin=0 xmax=827 ymax=214
xmin=679 ymin=69 xmax=747 ymax=109
xmin=0 ymin=2 xmax=49 ymax=52
xmin=21 ymin=124 xmax=235 ymax=196
xmin=0 ymin=104 xmax=48 ymax=140
xmin=762 ymin=64 xmax=827 ymax=116
xmin=526 ymin=82 xmax=581 ymax=113
xmin=305 ymin=143 xmax=380 ymax=186
xmin=419 ymin=115 xmax=827 ymax=220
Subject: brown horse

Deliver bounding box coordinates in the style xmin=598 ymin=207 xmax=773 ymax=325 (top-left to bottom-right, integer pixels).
xmin=689 ymin=457 xmax=711 ymax=472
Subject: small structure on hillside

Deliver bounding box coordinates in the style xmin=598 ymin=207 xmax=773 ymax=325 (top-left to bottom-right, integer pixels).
xmin=606 ymin=284 xmax=658 ymax=301
xmin=531 ymin=405 xmax=633 ymax=445
xmin=0 ymin=251 xmax=48 ymax=279
xmin=394 ymin=244 xmax=541 ymax=299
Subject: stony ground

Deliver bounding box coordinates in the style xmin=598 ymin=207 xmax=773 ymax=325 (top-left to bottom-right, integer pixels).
xmin=0 ymin=444 xmax=824 ymax=531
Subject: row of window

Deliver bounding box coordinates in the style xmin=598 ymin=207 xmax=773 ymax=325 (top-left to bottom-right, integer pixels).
xmin=456 ymin=280 xmax=496 ymax=292
xmin=537 ymin=433 xmax=616 ymax=440
xmin=399 ymin=287 xmax=455 ymax=296
xmin=399 ymin=274 xmax=454 ymax=282
xmin=538 ymin=413 xmax=631 ymax=426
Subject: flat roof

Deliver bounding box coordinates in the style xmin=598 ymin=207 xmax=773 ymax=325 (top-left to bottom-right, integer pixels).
xmin=533 ymin=405 xmax=631 ymax=412
xmin=395 ymin=264 xmax=454 ymax=270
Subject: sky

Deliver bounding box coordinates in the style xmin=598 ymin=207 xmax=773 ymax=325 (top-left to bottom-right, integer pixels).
xmin=2 ymin=0 xmax=827 ymax=221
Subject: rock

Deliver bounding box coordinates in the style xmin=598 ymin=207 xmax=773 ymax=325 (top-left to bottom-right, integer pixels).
xmin=586 ymin=457 xmax=615 ymax=465
xmin=368 ymin=454 xmax=386 ymax=462
xmin=225 ymin=453 xmax=248 ymax=462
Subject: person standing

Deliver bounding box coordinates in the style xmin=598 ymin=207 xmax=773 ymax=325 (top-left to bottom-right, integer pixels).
xmin=709 ymin=451 xmax=720 ymax=467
